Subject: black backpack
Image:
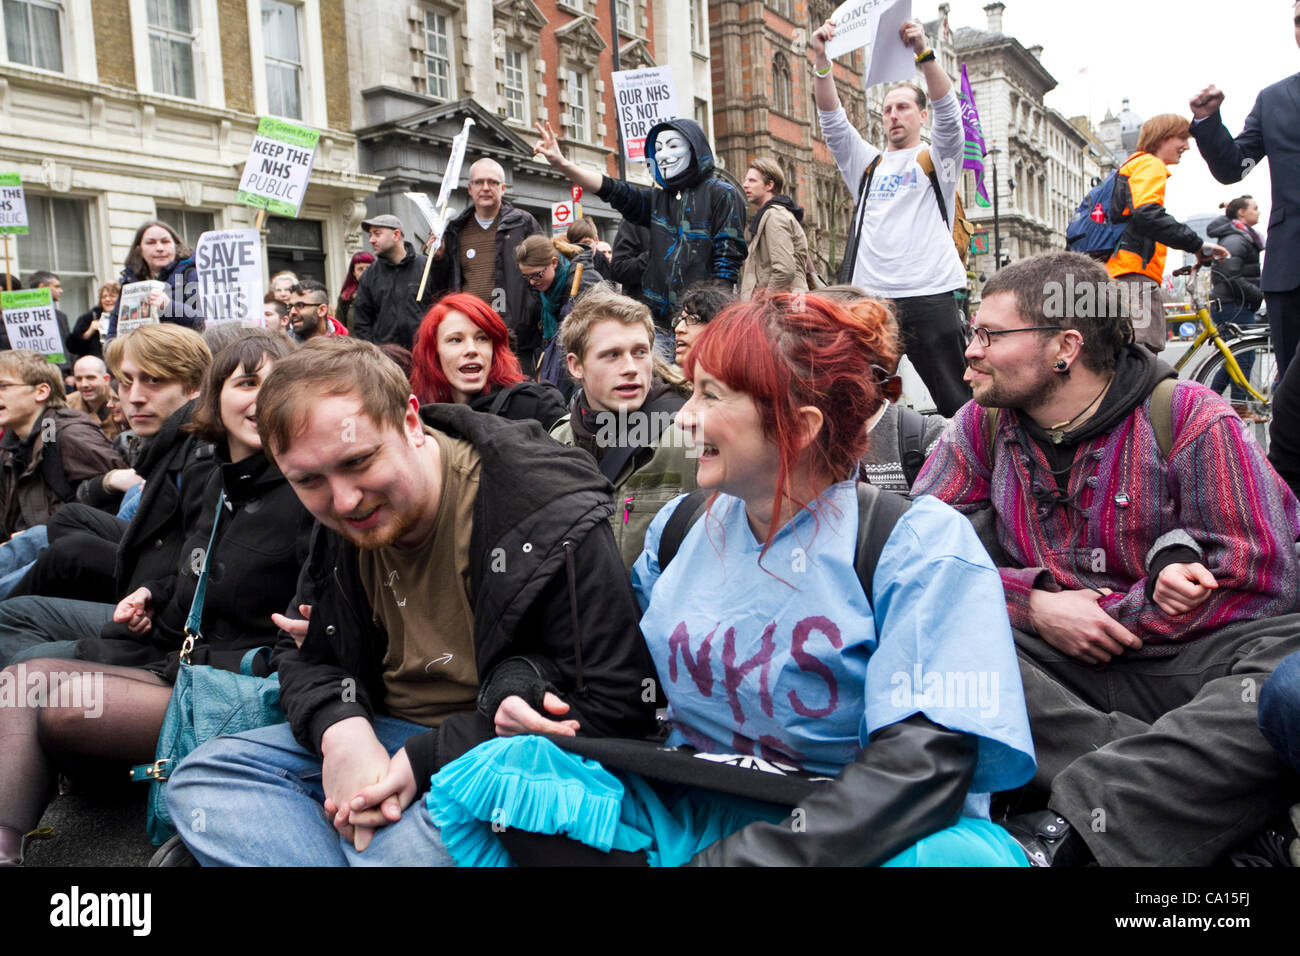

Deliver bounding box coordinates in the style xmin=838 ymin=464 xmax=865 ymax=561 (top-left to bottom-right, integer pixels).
xmin=657 ymin=481 xmax=912 ymax=604
xmin=896 ymin=405 xmax=928 ymax=490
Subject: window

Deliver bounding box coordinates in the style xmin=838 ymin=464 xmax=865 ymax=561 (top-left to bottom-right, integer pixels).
xmin=503 ymin=47 xmax=526 ymax=124
xmin=694 ymin=97 xmax=708 ymax=135
xmin=15 ymin=194 xmax=93 ymax=319
xmin=689 ymin=0 xmax=704 ymax=51
xmin=147 ymin=0 xmax=196 ymax=98
xmin=262 ymin=0 xmax=302 ymax=119
xmin=424 ymin=8 xmax=453 ymax=101
xmin=156 ymin=206 xmax=215 ymax=249
xmin=773 ymin=53 xmax=791 ymax=116
xmin=615 ymin=0 xmax=631 ymax=30
xmin=567 ymin=70 xmax=589 ymax=143
xmin=3 ymin=0 xmax=63 ymax=71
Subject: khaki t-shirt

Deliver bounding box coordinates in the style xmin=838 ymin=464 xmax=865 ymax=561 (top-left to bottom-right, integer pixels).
xmin=359 ymin=428 xmax=481 ymax=726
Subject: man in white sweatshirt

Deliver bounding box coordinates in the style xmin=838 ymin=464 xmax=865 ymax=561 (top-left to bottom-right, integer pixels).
xmin=811 ymin=17 xmax=971 ymax=416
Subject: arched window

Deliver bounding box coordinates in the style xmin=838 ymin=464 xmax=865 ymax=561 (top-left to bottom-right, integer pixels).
xmin=773 ymin=53 xmax=792 ymax=116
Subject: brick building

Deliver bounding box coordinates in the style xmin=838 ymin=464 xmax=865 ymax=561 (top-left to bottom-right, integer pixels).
xmin=349 ymin=0 xmax=715 ymax=241
xmin=0 ymin=0 xmax=378 ymax=316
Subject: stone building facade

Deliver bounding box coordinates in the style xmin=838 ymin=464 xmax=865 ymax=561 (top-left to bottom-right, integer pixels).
xmin=348 ymin=0 xmax=715 ymax=242
xmin=0 ymin=0 xmax=378 ymax=317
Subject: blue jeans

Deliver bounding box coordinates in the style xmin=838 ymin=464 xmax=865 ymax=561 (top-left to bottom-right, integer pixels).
xmin=0 ymin=526 xmax=49 ymax=600
xmin=165 ymin=716 xmax=455 ymax=866
xmin=0 ymin=596 xmax=113 ymax=667
xmin=1260 ymin=650 xmax=1300 ymax=775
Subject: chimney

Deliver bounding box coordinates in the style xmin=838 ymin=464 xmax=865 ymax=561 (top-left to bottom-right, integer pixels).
xmin=984 ymin=2 xmax=1005 ymax=34
xmin=1028 ymin=44 xmax=1043 ymax=61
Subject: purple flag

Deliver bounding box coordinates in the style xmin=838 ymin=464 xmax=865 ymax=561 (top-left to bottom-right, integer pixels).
xmin=959 ymin=64 xmax=991 ymax=208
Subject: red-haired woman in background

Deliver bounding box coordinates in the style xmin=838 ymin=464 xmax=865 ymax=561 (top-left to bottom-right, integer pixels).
xmin=429 ymin=293 xmax=1037 ymax=867
xmin=334 ymin=252 xmax=375 ymax=332
xmin=411 ymin=292 xmax=566 ymax=429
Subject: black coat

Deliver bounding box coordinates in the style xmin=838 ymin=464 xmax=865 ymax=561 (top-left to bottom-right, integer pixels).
xmin=106 ymin=258 xmax=204 ymax=336
xmin=67 ymin=308 xmax=105 ymax=360
xmin=428 ymin=201 xmax=544 ymax=353
xmin=271 ymin=403 xmax=658 ymax=792
xmin=1206 ymin=216 xmax=1264 ymax=312
xmin=113 ymin=401 xmax=220 ymax=596
xmin=79 ymin=450 xmax=313 ymax=680
xmin=1192 ymin=74 xmax=1300 ymax=294
xmin=347 ymin=241 xmax=434 ymax=350
xmin=466 ymin=380 xmax=567 ymax=430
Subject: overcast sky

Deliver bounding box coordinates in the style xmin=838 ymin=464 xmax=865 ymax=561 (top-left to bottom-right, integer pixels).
xmin=927 ymin=0 xmax=1297 ymax=231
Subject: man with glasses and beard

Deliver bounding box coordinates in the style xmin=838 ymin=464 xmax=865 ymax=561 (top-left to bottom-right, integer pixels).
xmin=913 ymin=251 xmax=1300 ymax=868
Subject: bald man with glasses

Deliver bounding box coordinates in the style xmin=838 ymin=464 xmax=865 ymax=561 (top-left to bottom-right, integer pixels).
xmin=428 ymin=158 xmax=544 ymax=373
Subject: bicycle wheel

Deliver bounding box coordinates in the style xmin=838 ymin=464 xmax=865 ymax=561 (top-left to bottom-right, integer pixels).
xmin=1191 ymin=335 xmax=1276 ymax=453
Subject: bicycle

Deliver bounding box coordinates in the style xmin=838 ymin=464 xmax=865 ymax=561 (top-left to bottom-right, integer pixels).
xmin=1163 ymin=263 xmax=1274 ymax=451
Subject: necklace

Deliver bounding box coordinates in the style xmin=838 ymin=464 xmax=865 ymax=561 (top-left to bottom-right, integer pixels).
xmin=1045 ymin=375 xmax=1114 ymax=444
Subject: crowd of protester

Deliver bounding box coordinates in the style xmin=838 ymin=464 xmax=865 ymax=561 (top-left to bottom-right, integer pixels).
xmin=1 ymin=11 xmax=1299 ymax=870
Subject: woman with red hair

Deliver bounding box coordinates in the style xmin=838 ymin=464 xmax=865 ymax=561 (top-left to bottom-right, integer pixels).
xmin=411 ymin=292 xmax=566 ymax=429
xmin=429 ymin=293 xmax=1037 ymax=867
xmin=334 ymin=252 xmax=375 ymax=331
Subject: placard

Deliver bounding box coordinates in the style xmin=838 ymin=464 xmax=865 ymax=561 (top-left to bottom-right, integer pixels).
xmin=1 ymin=287 xmax=63 ymax=362
xmin=195 ymin=229 xmax=264 ymax=326
xmin=116 ymin=281 xmax=166 ymax=335
xmin=0 ymin=173 xmax=28 ymax=235
xmin=825 ymin=0 xmax=915 ymax=88
xmin=611 ymin=67 xmax=680 ymax=162
xmin=235 ymin=117 xmax=321 ymax=218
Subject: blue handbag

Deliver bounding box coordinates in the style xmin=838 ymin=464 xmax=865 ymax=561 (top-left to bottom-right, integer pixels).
xmin=129 ymin=490 xmax=286 ymax=845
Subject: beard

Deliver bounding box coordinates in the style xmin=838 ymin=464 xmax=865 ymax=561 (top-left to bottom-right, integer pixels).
xmin=332 ymin=498 xmax=423 ymax=551
xmin=969 ymin=362 xmax=1065 ymax=410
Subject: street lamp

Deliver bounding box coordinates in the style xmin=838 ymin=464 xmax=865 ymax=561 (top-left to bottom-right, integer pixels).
xmin=987 ymin=144 xmax=1002 ymax=272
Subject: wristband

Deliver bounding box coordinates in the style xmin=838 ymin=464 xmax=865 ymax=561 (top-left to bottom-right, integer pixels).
xmin=915 ymin=49 xmax=936 ymax=64
xmin=813 ymin=62 xmax=832 ymax=77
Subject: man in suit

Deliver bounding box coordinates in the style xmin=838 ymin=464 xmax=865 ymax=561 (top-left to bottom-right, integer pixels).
xmin=1190 ymin=1 xmax=1300 ymax=371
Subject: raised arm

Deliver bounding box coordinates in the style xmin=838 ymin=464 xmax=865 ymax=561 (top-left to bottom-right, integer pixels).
xmin=532 ymin=121 xmax=604 ymax=194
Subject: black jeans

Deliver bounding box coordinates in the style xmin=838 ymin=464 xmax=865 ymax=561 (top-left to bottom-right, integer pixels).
xmin=893 ymin=290 xmax=972 ymax=417
xmin=7 ymin=504 xmax=126 ymax=602
xmin=1266 ymin=286 xmax=1300 ymax=375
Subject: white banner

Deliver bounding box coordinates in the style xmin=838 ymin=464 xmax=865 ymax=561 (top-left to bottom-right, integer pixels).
xmin=436 ymin=117 xmax=476 ymax=210
xmin=611 ymin=67 xmax=679 ymax=162
xmin=825 ymin=0 xmax=915 ymax=88
xmin=195 ymin=229 xmax=264 ymax=326
xmin=116 ymin=281 xmax=166 ymax=335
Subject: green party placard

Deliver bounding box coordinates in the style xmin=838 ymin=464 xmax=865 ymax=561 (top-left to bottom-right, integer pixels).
xmin=0 ymin=173 xmax=29 ymax=235
xmin=235 ymin=117 xmax=321 ymax=217
xmin=1 ymin=287 xmax=64 ymax=363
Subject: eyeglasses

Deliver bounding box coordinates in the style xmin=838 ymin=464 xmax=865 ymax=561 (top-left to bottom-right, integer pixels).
xmin=967 ymin=325 xmax=1062 ymax=349
xmin=0 ymin=381 xmax=35 ymax=392
xmin=673 ymin=310 xmax=706 ymax=328
xmin=469 ymin=178 xmax=503 ymax=188
xmin=520 ymin=267 xmax=551 ymax=285
xmin=288 ymin=301 xmax=323 ymax=312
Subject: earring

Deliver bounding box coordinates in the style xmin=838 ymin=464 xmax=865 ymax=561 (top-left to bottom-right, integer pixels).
xmin=1054 ymin=360 xmax=1068 ymax=372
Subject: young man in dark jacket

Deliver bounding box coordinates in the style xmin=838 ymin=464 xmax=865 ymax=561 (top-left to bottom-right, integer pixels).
xmin=0 ymin=350 xmax=124 ymax=539
xmin=165 ymin=337 xmax=657 ymax=865
xmin=0 ymin=326 xmax=213 ymax=664
xmin=351 ymin=214 xmax=434 ymax=349
xmin=533 ymin=118 xmax=747 ymax=342
xmin=428 ymin=158 xmax=544 ymax=366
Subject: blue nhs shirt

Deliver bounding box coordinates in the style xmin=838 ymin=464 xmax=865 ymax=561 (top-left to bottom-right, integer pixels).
xmin=632 ymin=482 xmax=1035 ymax=806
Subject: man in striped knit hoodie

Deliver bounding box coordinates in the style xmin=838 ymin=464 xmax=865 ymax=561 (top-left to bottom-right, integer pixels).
xmin=915 ymin=251 xmax=1300 ymax=867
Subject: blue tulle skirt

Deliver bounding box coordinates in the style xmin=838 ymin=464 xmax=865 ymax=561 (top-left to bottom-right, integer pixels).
xmin=427 ymin=735 xmax=1028 ymax=867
